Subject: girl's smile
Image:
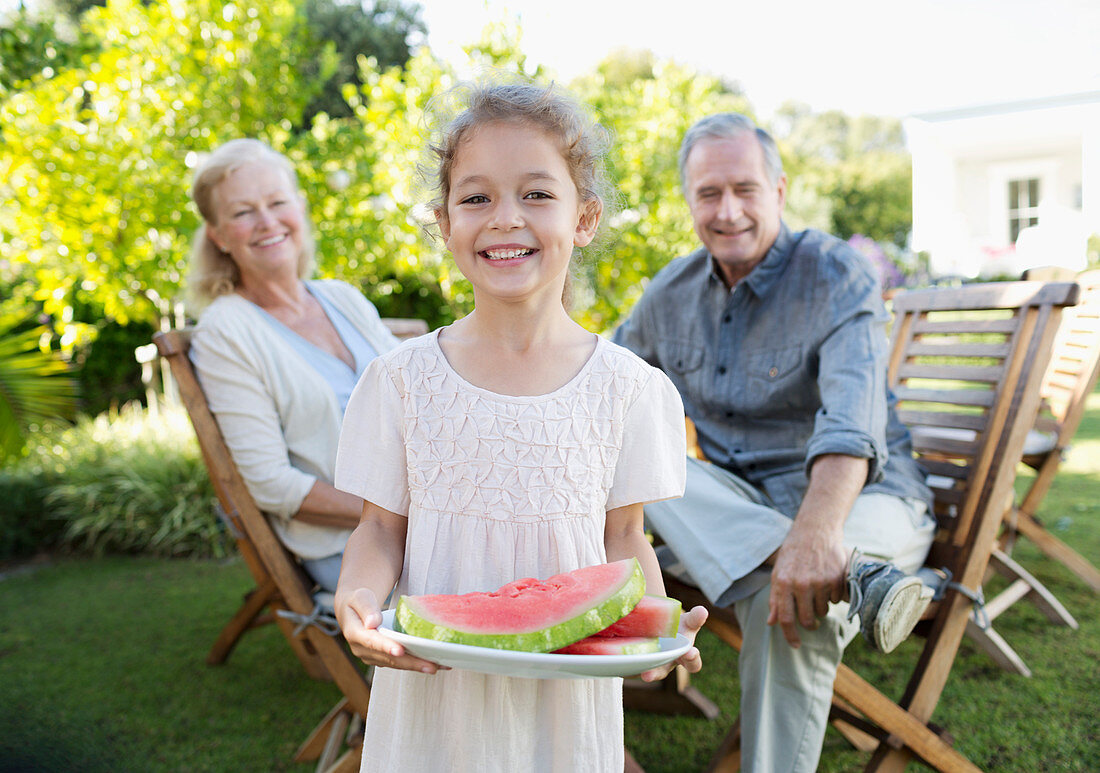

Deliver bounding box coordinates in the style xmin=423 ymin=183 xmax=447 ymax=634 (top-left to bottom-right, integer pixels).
xmin=481 ymin=244 xmax=536 ymax=261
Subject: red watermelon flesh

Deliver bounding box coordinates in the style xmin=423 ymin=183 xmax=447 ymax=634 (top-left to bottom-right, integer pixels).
xmin=395 ymin=558 xmax=646 ymax=653
xmin=596 ymin=595 xmax=681 ymax=638
xmin=555 ymin=636 xmax=660 ymax=656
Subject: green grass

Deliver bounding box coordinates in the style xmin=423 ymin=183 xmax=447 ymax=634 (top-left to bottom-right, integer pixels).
xmin=2 ymin=400 xmax=1099 ymax=772
xmin=0 ymin=558 xmax=339 ymax=772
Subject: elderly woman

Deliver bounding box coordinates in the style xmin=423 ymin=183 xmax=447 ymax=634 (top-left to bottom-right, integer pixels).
xmin=188 ymin=138 xmax=400 ymax=592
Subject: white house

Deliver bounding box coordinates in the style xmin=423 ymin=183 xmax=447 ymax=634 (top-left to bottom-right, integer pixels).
xmin=904 ymin=91 xmax=1100 ymax=278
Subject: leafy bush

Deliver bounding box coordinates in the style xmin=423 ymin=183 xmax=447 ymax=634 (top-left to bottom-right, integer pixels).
xmin=11 ymin=403 xmax=227 ymax=559
xmin=0 ymin=465 xmax=62 ymax=560
xmin=73 ymin=318 xmax=155 ymax=416
xmin=847 ymin=234 xmax=933 ymax=292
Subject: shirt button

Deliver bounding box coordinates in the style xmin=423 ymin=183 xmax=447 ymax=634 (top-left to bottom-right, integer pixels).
xmin=718 ymin=365 xmax=728 ymax=375
xmin=768 ymin=366 xmax=778 ymax=378
xmin=723 ymin=314 xmax=732 ymax=323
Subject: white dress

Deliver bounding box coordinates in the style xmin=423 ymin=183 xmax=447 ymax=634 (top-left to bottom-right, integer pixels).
xmin=335 ymin=329 xmax=686 ymax=773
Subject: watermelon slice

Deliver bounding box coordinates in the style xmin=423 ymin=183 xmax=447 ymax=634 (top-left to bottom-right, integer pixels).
xmin=555 ymin=636 xmax=660 ymax=656
xmin=394 ymin=558 xmax=646 ymax=653
xmin=597 ymin=595 xmax=682 ymax=638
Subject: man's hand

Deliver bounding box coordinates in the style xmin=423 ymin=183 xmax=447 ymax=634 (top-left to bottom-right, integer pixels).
xmin=765 ymin=454 xmax=868 ymax=647
xmin=766 ymin=522 xmax=847 ymax=647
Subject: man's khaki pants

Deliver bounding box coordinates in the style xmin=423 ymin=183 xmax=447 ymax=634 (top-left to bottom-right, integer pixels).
xmin=645 ymin=457 xmax=935 ymax=773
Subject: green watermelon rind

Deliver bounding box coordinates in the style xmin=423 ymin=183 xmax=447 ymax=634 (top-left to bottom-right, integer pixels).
xmin=554 ymin=635 xmax=662 ymax=656
xmin=394 ymin=559 xmax=647 ymax=653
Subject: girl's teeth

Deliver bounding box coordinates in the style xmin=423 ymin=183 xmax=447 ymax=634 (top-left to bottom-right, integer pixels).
xmin=257 ymin=235 xmax=286 ymax=246
xmin=485 ymin=248 xmax=533 ymax=260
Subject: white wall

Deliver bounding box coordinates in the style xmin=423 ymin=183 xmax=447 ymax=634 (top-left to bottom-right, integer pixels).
xmin=906 ymin=94 xmax=1099 ymax=278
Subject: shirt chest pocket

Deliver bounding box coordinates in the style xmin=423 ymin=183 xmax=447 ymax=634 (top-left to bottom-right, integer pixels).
xmin=744 ymin=345 xmax=804 ymax=408
xmin=661 ymin=339 xmax=705 ymax=375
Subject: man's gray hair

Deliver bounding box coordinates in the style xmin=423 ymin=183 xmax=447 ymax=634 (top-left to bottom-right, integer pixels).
xmin=678 ymin=113 xmax=784 ymax=189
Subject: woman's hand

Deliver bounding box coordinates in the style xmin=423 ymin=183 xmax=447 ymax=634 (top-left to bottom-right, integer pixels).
xmin=335 ymin=587 xmax=448 ymax=674
xmin=637 ymin=605 xmax=707 ymax=682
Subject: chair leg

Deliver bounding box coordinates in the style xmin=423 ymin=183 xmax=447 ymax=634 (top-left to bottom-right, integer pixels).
xmin=1013 ymin=510 xmax=1100 ymax=592
xmin=963 ymin=617 xmax=1032 ymax=677
xmin=295 ymin=697 xmax=355 ymax=764
xmin=832 ymin=663 xmax=980 ymax=773
xmin=206 ymin=579 xmax=279 ymax=665
xmin=623 ymin=666 xmax=720 ymax=718
xmin=316 ymin=708 xmax=350 ymax=772
xmin=830 ymin=696 xmax=882 ymax=753
xmin=986 ymin=549 xmax=1078 ymax=628
xmin=321 ymin=748 xmax=361 ymax=773
xmin=706 ymin=715 xmax=742 ymax=773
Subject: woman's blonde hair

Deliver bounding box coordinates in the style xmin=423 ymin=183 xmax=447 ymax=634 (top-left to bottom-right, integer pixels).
xmin=187 ymin=139 xmax=316 ymax=308
xmin=420 ymin=78 xmax=619 ymax=308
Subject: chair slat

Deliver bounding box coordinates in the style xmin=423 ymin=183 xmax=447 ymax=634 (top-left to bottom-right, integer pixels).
xmin=912 ymin=318 xmax=1018 ymax=335
xmin=906 ymin=341 xmax=1012 ymax=358
xmin=898 ymin=410 xmax=988 ymax=431
xmin=896 ymin=387 xmax=996 ymax=407
xmin=919 ymin=459 xmax=971 ymax=479
xmin=897 ymin=363 xmax=1006 ymax=383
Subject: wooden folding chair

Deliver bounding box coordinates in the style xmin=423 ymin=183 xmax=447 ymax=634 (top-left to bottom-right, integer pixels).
xmin=998 ymin=268 xmax=1100 ymax=592
xmin=154 ymin=318 xmax=426 ymax=773
xmin=956 ymin=269 xmax=1100 ymax=675
xmin=641 ymin=280 xmax=1079 ymax=772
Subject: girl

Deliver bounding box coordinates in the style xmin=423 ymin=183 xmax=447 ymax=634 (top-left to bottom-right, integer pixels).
xmin=333 ymin=81 xmax=706 ymax=772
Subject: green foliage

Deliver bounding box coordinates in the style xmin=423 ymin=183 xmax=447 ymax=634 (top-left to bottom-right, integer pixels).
xmin=288 ymin=49 xmax=468 ymax=329
xmin=2 ymin=7 xmax=918 ymax=415
xmin=0 ymin=0 xmax=332 ymax=341
xmin=0 ymin=314 xmax=78 ymax=463
xmin=73 ymin=319 xmax=155 ymax=415
xmin=573 ymin=58 xmax=750 ymax=332
xmin=18 ymin=403 xmax=224 ymax=558
xmin=847 ymin=234 xmax=933 ymax=291
xmin=0 ymin=7 xmax=99 ymax=94
xmin=0 ymin=465 xmax=61 ymax=560
xmin=771 ymin=102 xmax=913 ymax=247
xmin=300 ymin=0 xmax=425 ymax=123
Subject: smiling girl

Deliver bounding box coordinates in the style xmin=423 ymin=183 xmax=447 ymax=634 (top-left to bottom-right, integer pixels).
xmin=332 ymin=81 xmax=707 ymax=772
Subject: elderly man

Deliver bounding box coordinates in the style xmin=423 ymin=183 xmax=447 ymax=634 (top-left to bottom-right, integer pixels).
xmin=612 ymin=113 xmax=937 ymax=772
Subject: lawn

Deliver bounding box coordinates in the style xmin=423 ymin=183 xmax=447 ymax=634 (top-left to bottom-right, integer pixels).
xmin=2 ymin=398 xmax=1099 ymax=772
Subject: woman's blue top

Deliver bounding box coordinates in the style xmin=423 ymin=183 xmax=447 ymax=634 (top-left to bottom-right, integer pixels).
xmin=255 ymin=284 xmax=378 ymax=414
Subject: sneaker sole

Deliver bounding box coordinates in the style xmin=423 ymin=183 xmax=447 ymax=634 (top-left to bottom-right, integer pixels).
xmin=872 ymin=576 xmax=932 ymax=653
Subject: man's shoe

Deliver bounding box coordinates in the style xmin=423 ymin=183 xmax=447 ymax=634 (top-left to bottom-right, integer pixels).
xmin=845 ymin=551 xmax=934 ymax=653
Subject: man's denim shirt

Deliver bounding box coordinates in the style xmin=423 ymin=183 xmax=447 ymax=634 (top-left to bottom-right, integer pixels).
xmin=613 ymin=223 xmax=932 ymax=518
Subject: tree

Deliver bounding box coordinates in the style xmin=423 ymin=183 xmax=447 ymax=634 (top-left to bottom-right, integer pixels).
xmin=769 ymin=102 xmax=913 ymax=247
xmin=0 ymin=0 xmax=335 ymax=347
xmin=573 ymin=54 xmax=751 ymax=332
xmin=0 ymin=6 xmax=98 ymax=95
xmin=299 ymin=0 xmax=426 ymax=123
xmin=290 ymin=48 xmax=462 ymax=329
xmin=0 ymin=314 xmax=77 ymax=463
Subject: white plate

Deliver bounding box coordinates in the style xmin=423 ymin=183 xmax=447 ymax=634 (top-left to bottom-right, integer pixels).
xmin=379 ymin=609 xmax=690 ymax=680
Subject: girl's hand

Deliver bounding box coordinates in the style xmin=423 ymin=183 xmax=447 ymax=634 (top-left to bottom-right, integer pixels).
xmin=637 ymin=605 xmax=707 ymax=682
xmin=335 ymin=587 xmax=448 ymax=674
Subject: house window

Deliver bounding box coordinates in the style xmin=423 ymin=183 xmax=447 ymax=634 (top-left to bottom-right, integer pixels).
xmin=1008 ymin=178 xmax=1040 ymax=243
